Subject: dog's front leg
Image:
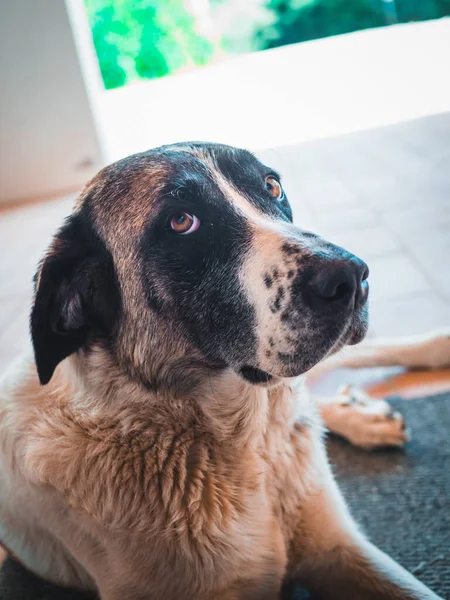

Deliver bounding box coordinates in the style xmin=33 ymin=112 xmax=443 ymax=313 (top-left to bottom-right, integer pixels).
xmin=286 ymin=448 xmax=442 ymax=599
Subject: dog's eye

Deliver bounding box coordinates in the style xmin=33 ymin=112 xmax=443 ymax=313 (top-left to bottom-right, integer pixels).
xmin=265 ymin=176 xmax=283 ymax=200
xmin=169 ymin=212 xmax=200 ymax=235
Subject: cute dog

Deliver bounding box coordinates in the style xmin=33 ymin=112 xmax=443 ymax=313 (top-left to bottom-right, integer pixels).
xmin=0 ymin=143 xmax=441 ymax=599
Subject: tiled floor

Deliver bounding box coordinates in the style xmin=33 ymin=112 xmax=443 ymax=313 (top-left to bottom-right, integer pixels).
xmin=0 ymin=113 xmax=449 ymax=397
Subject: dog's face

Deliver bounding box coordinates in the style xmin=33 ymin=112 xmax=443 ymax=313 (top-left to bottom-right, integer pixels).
xmin=31 ymin=143 xmax=368 ymax=389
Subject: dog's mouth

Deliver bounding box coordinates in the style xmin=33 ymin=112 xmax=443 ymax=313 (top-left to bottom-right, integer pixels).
xmin=239 ymin=366 xmax=274 ymax=385
xmin=238 ymin=307 xmax=369 ymax=385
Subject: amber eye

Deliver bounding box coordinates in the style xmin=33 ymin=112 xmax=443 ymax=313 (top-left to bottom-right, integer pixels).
xmin=265 ymin=176 xmax=283 ymax=200
xmin=169 ymin=212 xmax=200 ymax=234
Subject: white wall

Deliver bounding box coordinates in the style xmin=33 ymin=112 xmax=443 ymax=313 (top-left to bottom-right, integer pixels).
xmin=0 ymin=0 xmax=103 ymax=205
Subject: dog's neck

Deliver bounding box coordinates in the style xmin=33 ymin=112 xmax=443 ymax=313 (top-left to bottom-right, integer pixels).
xmin=55 ymin=347 xmax=305 ymax=449
xmin=196 ymin=372 xmax=306 ymax=448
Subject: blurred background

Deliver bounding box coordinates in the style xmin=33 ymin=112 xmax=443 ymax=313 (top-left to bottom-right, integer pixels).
xmin=85 ymin=0 xmax=450 ymax=90
xmin=0 ymin=1 xmax=449 ymax=389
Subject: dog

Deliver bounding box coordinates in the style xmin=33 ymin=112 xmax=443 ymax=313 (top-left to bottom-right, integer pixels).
xmin=0 ymin=142 xmax=444 ymax=599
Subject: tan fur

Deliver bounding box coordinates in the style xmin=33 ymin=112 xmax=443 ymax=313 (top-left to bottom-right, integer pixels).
xmin=1 ymin=346 xmax=443 ymax=599
xmin=1 ymin=354 xmax=315 ymax=598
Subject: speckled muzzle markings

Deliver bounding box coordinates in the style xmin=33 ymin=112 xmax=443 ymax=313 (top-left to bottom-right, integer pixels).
xmin=206 ymin=159 xmax=370 ymax=383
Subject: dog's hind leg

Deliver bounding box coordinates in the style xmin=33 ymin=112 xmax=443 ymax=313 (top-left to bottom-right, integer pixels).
xmin=307 ymin=328 xmax=450 ymax=381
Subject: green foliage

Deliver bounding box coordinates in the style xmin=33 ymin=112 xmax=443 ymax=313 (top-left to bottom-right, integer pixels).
xmin=87 ymin=5 xmax=126 ymax=89
xmin=134 ymin=1 xmax=214 ymax=79
xmin=84 ymin=0 xmax=215 ymax=89
xmin=395 ymin=0 xmax=449 ymax=21
xmin=256 ymin=0 xmax=384 ymax=49
xmin=85 ymin=0 xmax=450 ymax=90
xmin=256 ymin=0 xmax=450 ymax=50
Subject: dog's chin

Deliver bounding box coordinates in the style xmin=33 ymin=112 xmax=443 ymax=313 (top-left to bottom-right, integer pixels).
xmin=238 ymin=342 xmax=345 ymax=385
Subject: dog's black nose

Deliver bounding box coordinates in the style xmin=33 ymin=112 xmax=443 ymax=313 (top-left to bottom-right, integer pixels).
xmin=308 ymin=255 xmax=369 ymax=308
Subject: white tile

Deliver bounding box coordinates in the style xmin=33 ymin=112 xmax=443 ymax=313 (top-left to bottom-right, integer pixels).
xmin=369 ymin=292 xmax=450 ymax=337
xmin=325 ymin=226 xmax=401 ymax=260
xmin=368 ymin=254 xmax=431 ymax=302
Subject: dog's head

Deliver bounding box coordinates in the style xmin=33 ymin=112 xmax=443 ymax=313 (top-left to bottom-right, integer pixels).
xmin=31 ymin=143 xmax=368 ymax=390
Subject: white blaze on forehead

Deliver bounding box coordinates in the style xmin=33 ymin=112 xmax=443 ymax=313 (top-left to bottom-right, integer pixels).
xmin=164 ymin=147 xmax=292 ymax=234
xmin=203 ymin=156 xmax=321 ymax=251
xmin=158 ymin=147 xmax=266 ymax=223
xmin=209 ymin=165 xmax=261 ymax=219
xmin=202 ymin=156 xmax=278 ymax=226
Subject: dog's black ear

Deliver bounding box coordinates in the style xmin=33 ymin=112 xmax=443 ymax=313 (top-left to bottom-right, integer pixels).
xmin=30 ymin=209 xmax=120 ymax=385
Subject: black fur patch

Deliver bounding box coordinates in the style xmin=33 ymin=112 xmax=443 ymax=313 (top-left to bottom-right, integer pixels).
xmin=277 ymin=352 xmax=294 ymax=365
xmin=140 ymin=148 xmax=262 ymax=369
xmin=30 ymin=203 xmax=121 ymax=385
xmin=282 ymin=243 xmax=300 ymax=256
xmin=270 ymin=286 xmax=285 ymax=313
xmin=281 ymin=309 xmax=294 ymax=323
xmin=264 ymin=274 xmax=273 ymax=288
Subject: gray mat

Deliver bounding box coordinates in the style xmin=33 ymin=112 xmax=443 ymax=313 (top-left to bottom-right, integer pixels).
xmin=325 ymin=393 xmax=450 ymax=599
xmin=1 ymin=393 xmax=449 ymax=599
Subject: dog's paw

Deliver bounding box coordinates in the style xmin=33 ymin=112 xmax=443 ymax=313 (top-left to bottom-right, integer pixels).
xmin=324 ymin=385 xmax=409 ymax=450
